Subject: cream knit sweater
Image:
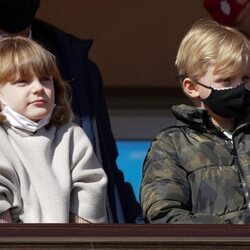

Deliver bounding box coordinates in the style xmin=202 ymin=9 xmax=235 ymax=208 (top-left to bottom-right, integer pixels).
xmin=0 ymin=122 xmax=107 ymax=223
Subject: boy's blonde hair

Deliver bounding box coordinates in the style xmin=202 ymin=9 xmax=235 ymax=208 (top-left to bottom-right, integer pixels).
xmin=0 ymin=36 xmax=74 ymax=126
xmin=175 ymin=19 xmax=250 ymax=81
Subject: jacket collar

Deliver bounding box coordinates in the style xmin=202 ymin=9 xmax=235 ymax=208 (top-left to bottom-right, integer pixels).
xmin=172 ymin=104 xmax=250 ymax=135
xmin=172 ymin=104 xmax=213 ymax=128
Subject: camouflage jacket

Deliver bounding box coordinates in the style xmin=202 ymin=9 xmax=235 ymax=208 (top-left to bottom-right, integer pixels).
xmin=140 ymin=104 xmax=250 ymax=224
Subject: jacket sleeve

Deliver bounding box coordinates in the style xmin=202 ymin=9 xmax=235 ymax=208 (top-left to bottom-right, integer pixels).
xmin=70 ymin=125 xmax=108 ymax=223
xmin=140 ymin=132 xmax=226 ymax=224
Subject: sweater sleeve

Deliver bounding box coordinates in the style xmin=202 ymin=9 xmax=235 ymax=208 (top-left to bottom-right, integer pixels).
xmin=0 ymin=160 xmax=22 ymax=221
xmin=69 ymin=126 xmax=108 ymax=223
xmin=140 ymin=134 xmax=226 ymax=224
xmin=0 ymin=127 xmax=24 ymax=222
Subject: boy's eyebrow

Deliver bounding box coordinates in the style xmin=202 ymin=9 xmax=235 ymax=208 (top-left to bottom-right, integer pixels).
xmin=212 ymin=71 xmax=234 ymax=82
xmin=213 ymin=77 xmax=229 ymax=82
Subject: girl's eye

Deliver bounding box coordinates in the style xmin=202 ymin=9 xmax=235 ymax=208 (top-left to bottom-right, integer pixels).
xmin=40 ymin=76 xmax=49 ymax=81
xmin=13 ymin=80 xmax=29 ymax=87
xmin=40 ymin=76 xmax=52 ymax=84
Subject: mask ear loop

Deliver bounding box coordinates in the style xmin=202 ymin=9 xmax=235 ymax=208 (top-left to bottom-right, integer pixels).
xmin=0 ymin=97 xmax=6 ymax=106
xmin=0 ymin=98 xmax=6 ymax=122
xmin=0 ymin=97 xmax=7 ymax=112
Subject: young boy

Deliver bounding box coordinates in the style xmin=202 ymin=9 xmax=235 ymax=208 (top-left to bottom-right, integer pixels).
xmin=140 ymin=19 xmax=250 ymax=224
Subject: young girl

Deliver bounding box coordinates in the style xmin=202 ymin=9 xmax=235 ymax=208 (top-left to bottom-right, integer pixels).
xmin=0 ymin=36 xmax=107 ymax=223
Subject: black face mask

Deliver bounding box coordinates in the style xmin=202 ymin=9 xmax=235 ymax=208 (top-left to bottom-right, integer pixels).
xmin=196 ymin=81 xmax=250 ymax=118
xmin=0 ymin=0 xmax=40 ymax=33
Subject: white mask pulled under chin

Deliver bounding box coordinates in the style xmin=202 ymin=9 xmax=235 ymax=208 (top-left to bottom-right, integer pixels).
xmin=0 ymin=100 xmax=55 ymax=132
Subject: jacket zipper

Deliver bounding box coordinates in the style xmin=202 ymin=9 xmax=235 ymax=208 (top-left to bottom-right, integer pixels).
xmin=229 ymin=138 xmax=250 ymax=212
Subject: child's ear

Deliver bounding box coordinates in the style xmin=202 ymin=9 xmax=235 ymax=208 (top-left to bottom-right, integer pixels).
xmin=182 ymin=77 xmax=200 ymax=98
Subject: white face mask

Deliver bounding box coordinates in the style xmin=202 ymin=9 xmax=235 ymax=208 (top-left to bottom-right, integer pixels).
xmin=0 ymin=100 xmax=54 ymax=132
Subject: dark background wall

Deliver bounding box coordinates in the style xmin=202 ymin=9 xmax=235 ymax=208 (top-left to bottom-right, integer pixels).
xmin=37 ymin=1 xmax=212 ymax=193
xmin=37 ymin=0 xmax=210 ymax=89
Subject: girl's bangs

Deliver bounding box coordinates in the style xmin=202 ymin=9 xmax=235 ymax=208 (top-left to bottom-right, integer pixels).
xmin=16 ymin=51 xmax=56 ymax=80
xmin=0 ymin=45 xmax=56 ymax=84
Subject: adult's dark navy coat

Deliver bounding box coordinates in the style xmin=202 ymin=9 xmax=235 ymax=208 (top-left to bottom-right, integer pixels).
xmin=31 ymin=19 xmax=141 ymax=223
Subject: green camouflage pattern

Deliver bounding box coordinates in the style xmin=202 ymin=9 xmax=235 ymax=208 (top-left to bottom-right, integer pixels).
xmin=140 ymin=104 xmax=250 ymax=224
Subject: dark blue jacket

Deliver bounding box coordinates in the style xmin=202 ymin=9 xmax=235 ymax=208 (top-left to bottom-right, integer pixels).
xmin=32 ymin=19 xmax=141 ymax=223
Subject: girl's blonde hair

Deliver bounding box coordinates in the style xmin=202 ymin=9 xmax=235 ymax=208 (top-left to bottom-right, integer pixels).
xmin=175 ymin=19 xmax=250 ymax=81
xmin=0 ymin=36 xmax=74 ymax=125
